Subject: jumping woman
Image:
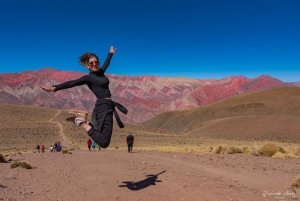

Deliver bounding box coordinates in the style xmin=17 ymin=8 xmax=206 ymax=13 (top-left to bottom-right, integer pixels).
xmin=38 ymin=46 xmax=127 ymax=148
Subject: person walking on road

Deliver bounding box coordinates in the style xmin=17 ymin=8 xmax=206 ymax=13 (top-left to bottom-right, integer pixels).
xmin=126 ymin=133 xmax=134 ymax=153
xmin=87 ymin=138 xmax=92 ymax=152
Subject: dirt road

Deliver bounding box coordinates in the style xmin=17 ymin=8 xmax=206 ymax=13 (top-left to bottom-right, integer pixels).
xmin=0 ymin=150 xmax=299 ymax=201
xmin=49 ymin=110 xmax=73 ymax=149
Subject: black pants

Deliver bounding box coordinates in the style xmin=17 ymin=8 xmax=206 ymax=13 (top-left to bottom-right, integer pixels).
xmin=87 ymin=110 xmax=113 ymax=149
xmin=127 ymin=143 xmax=133 ymax=153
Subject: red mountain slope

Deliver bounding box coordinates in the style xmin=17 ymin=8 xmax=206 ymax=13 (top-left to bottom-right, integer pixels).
xmin=0 ymin=68 xmax=296 ymax=124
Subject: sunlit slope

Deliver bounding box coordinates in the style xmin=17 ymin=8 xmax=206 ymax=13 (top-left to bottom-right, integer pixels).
xmin=0 ymin=103 xmax=177 ymax=153
xmin=0 ymin=104 xmax=60 ymax=153
xmin=142 ymin=87 xmax=300 ymax=143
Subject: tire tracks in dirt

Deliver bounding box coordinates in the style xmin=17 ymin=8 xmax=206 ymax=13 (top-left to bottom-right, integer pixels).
xmin=49 ymin=110 xmax=73 ymax=149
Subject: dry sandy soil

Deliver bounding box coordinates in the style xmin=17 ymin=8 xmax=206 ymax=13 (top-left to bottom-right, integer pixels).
xmin=1 ymin=148 xmax=300 ymax=201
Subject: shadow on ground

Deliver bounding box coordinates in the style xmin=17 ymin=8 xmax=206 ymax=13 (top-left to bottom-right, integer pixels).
xmin=118 ymin=170 xmax=166 ymax=191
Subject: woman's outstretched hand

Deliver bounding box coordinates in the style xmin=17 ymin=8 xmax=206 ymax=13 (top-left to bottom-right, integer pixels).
xmin=36 ymin=83 xmax=55 ymax=92
xmin=110 ymin=46 xmax=117 ymax=54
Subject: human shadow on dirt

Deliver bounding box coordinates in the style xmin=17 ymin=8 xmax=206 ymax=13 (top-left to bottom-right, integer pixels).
xmin=118 ymin=170 xmax=166 ymax=191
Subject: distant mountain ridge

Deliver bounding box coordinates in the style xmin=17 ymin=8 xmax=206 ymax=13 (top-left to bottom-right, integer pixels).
xmin=0 ymin=68 xmax=296 ymax=124
xmin=142 ymin=87 xmax=300 ymax=143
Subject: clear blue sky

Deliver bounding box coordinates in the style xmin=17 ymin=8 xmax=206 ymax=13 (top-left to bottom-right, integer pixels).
xmin=1 ymin=0 xmax=299 ymax=82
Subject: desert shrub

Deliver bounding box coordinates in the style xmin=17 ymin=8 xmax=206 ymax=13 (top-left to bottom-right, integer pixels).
xmin=283 ymin=151 xmax=299 ymax=158
xmin=115 ymin=146 xmax=119 ymax=149
xmin=244 ymin=148 xmax=254 ymax=155
xmin=292 ymin=175 xmax=300 ymax=188
xmin=242 ymin=146 xmax=248 ymax=151
xmin=226 ymin=146 xmax=244 ymax=154
xmin=214 ymin=146 xmax=228 ymax=154
xmin=278 ymin=147 xmax=286 ymax=154
xmin=183 ymin=147 xmax=189 ymax=153
xmin=272 ymin=152 xmax=285 ymax=159
xmin=0 ymin=154 xmax=6 ymax=163
xmin=10 ymin=161 xmax=33 ymax=169
xmin=294 ymin=147 xmax=300 ymax=156
xmin=62 ymin=150 xmax=72 ymax=154
xmin=221 ymin=146 xmax=228 ymax=153
xmin=215 ymin=146 xmax=222 ymax=154
xmin=257 ymin=143 xmax=279 ymax=157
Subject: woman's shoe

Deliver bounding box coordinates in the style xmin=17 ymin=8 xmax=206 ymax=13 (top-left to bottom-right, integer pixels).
xmin=67 ymin=110 xmax=88 ymax=126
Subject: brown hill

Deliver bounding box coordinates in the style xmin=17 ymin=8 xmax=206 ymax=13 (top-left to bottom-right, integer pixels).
xmin=0 ymin=104 xmax=176 ymax=154
xmin=2 ymin=87 xmax=300 ymax=154
xmin=142 ymin=87 xmax=300 ymax=143
xmin=0 ymin=104 xmax=60 ymax=153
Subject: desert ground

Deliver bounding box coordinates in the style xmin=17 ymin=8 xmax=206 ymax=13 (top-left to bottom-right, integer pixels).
xmin=1 ymin=148 xmax=300 ymax=201
xmin=1 ymin=88 xmax=300 ymax=201
xmin=1 ymin=117 xmax=300 ymax=201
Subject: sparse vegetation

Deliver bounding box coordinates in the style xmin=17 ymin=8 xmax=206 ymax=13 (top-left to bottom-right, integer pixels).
xmin=226 ymin=146 xmax=244 ymax=154
xmin=10 ymin=161 xmax=33 ymax=169
xmin=0 ymin=154 xmax=6 ymax=163
xmin=215 ymin=146 xmax=222 ymax=154
xmin=133 ymin=142 xmax=300 ymax=159
xmin=257 ymin=143 xmax=278 ymax=157
xmin=243 ymin=149 xmax=252 ymax=155
xmin=62 ymin=150 xmax=72 ymax=154
xmin=291 ymin=175 xmax=300 ymax=188
xmin=278 ymin=146 xmax=286 ymax=154
xmin=183 ymin=147 xmax=189 ymax=153
xmin=295 ymin=147 xmax=300 ymax=156
xmin=214 ymin=146 xmax=229 ymax=154
xmin=272 ymin=152 xmax=285 ymax=159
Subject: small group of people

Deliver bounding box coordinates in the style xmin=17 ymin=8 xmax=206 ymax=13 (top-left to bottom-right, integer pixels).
xmin=36 ymin=134 xmax=135 ymax=154
xmin=87 ymin=138 xmax=101 ymax=152
xmin=36 ymin=145 xmax=45 ymax=153
xmin=36 ymin=141 xmax=62 ymax=153
xmin=50 ymin=141 xmax=62 ymax=152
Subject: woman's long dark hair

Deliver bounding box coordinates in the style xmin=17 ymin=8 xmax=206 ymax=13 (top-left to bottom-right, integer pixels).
xmin=78 ymin=52 xmax=99 ymax=66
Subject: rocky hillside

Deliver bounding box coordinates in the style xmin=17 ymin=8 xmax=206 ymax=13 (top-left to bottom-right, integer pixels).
xmin=142 ymin=87 xmax=300 ymax=143
xmin=0 ymin=68 xmax=296 ymax=124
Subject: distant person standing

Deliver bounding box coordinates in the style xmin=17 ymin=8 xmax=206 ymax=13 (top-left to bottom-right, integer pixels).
xmin=50 ymin=145 xmax=53 ymax=152
xmin=56 ymin=144 xmax=62 ymax=152
xmin=36 ymin=145 xmax=40 ymax=153
xmin=53 ymin=142 xmax=57 ymax=153
xmin=87 ymin=138 xmax=92 ymax=152
xmin=41 ymin=145 xmax=45 ymax=153
xmin=92 ymin=140 xmax=97 ymax=152
xmin=126 ymin=133 xmax=134 ymax=153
